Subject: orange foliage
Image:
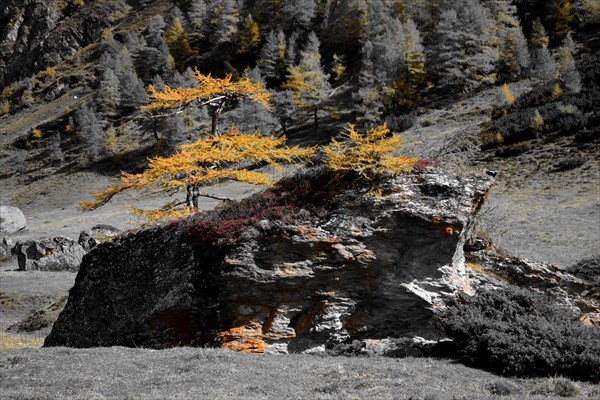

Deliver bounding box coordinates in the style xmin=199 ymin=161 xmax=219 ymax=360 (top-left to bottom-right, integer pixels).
xmin=142 ymin=69 xmax=270 ymax=115
xmin=80 ymin=126 xmax=314 ymax=222
xmin=323 ymin=123 xmax=417 ymax=181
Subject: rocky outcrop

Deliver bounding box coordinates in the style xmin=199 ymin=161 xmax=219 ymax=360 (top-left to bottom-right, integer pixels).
xmin=0 ymin=0 xmax=124 ymax=88
xmin=0 ymin=205 xmax=27 ymax=234
xmin=78 ymin=224 xmax=120 ymax=252
xmin=15 ymin=236 xmax=85 ymax=272
xmin=46 ymin=170 xmax=493 ymax=351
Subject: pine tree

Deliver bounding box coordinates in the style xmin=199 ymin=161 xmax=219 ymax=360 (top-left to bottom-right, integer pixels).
xmin=281 ymin=0 xmax=316 ymax=30
xmin=260 ymin=30 xmax=285 ymax=80
xmin=533 ymin=47 xmax=559 ymax=85
xmin=283 ymin=31 xmax=331 ymax=133
xmin=428 ymin=0 xmax=498 ymax=91
xmin=558 ymin=33 xmax=581 ymax=93
xmin=530 ymin=18 xmax=550 ymax=49
xmin=271 ymin=89 xmax=298 ymax=135
xmin=76 ymin=103 xmax=104 ymax=163
xmin=188 ymin=0 xmax=208 ymax=44
xmin=138 ymin=15 xmax=171 ymax=81
xmin=492 ymin=0 xmax=530 ymax=80
xmin=284 ymin=30 xmax=301 ymax=70
xmin=96 ymin=68 xmax=120 ymax=116
xmin=208 ymin=0 xmax=240 ymax=46
xmin=354 ymin=40 xmax=384 ymax=127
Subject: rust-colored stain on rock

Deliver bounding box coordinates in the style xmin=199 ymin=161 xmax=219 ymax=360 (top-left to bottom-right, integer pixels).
xmin=430 ymin=215 xmax=459 ymax=236
xmin=217 ymin=323 xmax=267 ymax=353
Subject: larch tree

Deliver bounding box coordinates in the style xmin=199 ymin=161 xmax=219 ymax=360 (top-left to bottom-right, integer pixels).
xmin=142 ymin=69 xmax=271 ymax=137
xmin=80 ymin=125 xmax=314 ymax=221
xmin=164 ymin=17 xmax=193 ymax=69
xmin=282 ymin=31 xmax=332 ymax=134
xmin=238 ymin=14 xmax=261 ymax=54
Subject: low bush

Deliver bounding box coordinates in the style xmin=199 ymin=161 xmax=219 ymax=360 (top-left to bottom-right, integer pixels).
xmin=182 ymin=168 xmax=336 ymax=246
xmin=495 ymin=141 xmax=533 ymax=157
xmin=436 ymin=287 xmax=600 ymax=382
xmin=553 ymin=157 xmax=586 ymax=171
xmin=568 ymin=255 xmax=600 ymax=285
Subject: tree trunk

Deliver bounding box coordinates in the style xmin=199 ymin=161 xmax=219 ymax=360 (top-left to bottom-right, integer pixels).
xmin=211 ymin=111 xmax=219 ymax=137
xmin=313 ymin=108 xmax=318 ymax=134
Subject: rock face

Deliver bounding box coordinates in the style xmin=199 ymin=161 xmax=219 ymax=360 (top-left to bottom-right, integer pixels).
xmin=0 ymin=205 xmax=27 ymax=234
xmin=0 ymin=0 xmax=122 ymax=88
xmin=15 ymin=237 xmax=85 ymax=272
xmin=46 ymin=170 xmax=493 ymax=351
xmin=78 ymin=224 xmax=121 ymax=252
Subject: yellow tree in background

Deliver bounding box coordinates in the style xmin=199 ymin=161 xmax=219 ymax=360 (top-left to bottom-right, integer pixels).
xmin=143 ymin=69 xmax=271 ymax=136
xmin=81 ymin=126 xmax=314 ymax=221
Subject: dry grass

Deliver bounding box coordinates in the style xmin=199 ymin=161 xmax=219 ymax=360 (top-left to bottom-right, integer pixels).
xmin=0 ymin=347 xmax=598 ymax=399
xmin=0 ymin=333 xmax=43 ymax=351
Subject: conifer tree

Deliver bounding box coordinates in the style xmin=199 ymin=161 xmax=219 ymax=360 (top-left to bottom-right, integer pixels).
xmin=281 ymin=0 xmax=316 ymax=30
xmin=238 ymin=15 xmax=261 ymax=54
xmin=530 ymin=18 xmax=550 ymax=49
xmin=354 ymin=41 xmax=384 ymax=127
xmin=165 ymin=17 xmax=193 ymax=69
xmin=283 ymin=31 xmax=331 ymax=133
xmin=139 ymin=15 xmax=172 ymax=81
xmin=428 ymin=0 xmax=498 ymax=91
xmin=260 ymin=30 xmax=285 ymax=80
xmin=558 ymin=33 xmax=581 ymax=93
xmin=271 ymin=89 xmax=298 ymax=135
xmin=143 ymin=69 xmax=271 ymax=137
xmin=533 ymin=47 xmax=559 ymax=85
xmin=47 ymin=133 xmax=64 ymax=166
xmin=208 ymin=0 xmax=240 ymax=46
xmin=81 ymin=126 xmax=314 ymax=221
xmin=76 ymin=103 xmax=104 ymax=163
xmin=188 ymin=0 xmax=208 ymax=44
xmin=284 ymin=30 xmax=301 ymax=70
xmin=96 ymin=68 xmax=121 ymax=116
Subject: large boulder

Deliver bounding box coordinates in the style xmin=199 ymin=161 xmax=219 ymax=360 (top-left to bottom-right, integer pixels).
xmin=46 ymin=169 xmax=493 ymax=351
xmin=15 ymin=237 xmax=85 ymax=272
xmin=0 ymin=205 xmax=27 ymax=234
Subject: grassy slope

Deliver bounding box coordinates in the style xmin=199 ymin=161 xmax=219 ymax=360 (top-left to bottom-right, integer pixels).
xmin=1 ymin=347 xmax=598 ymax=399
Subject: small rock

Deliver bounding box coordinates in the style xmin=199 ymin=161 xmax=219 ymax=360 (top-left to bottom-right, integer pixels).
xmin=0 ymin=237 xmax=15 ymax=262
xmin=15 ymin=237 xmax=85 ymax=272
xmin=78 ymin=224 xmax=120 ymax=251
xmin=0 ymin=205 xmax=27 ymax=234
